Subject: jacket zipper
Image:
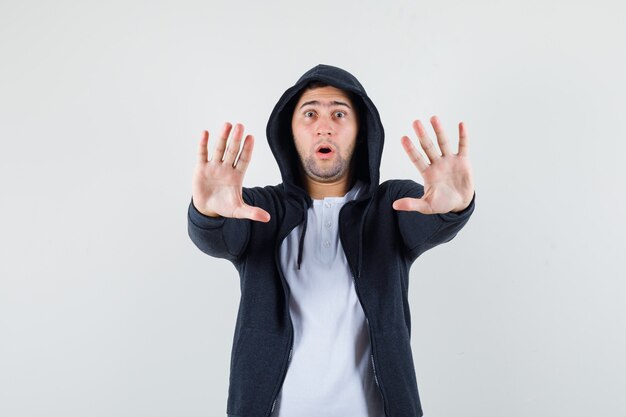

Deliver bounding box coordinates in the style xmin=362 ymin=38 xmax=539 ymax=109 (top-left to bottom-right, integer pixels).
xmin=352 ymin=274 xmax=389 ymax=417
xmin=339 ymin=201 xmax=389 ymax=416
xmin=267 ymin=220 xmax=300 ymax=416
xmin=269 ymin=347 xmax=293 ymax=414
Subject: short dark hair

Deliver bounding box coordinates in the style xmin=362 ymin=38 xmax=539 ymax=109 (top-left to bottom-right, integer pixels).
xmin=304 ymin=81 xmax=330 ymax=90
xmin=300 ymin=81 xmax=357 ymax=103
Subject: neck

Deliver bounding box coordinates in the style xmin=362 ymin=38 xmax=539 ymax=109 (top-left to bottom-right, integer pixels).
xmin=304 ymin=174 xmax=354 ymax=200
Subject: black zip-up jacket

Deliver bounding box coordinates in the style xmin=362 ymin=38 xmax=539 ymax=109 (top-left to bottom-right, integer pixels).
xmin=188 ymin=64 xmax=475 ymax=417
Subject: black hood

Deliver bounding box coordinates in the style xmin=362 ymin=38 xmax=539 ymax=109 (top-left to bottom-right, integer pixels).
xmin=266 ymin=64 xmax=384 ymax=203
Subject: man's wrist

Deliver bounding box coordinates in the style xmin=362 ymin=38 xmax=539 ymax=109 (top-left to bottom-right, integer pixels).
xmin=191 ymin=197 xmax=221 ymax=218
xmin=450 ymin=193 xmax=475 ymax=213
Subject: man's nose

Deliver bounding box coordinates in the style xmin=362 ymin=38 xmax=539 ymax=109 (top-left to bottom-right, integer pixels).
xmin=316 ymin=118 xmax=333 ymax=136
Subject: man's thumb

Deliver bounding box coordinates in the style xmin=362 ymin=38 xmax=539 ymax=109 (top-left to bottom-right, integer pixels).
xmin=392 ymin=198 xmax=430 ymax=214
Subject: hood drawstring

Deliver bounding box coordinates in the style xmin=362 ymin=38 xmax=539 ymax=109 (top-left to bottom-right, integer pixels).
xmin=296 ymin=200 xmax=309 ymax=270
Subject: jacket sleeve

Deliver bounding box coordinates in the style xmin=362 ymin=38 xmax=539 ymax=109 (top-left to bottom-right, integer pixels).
xmin=187 ymin=191 xmax=253 ymax=264
xmin=390 ymin=180 xmax=475 ymax=262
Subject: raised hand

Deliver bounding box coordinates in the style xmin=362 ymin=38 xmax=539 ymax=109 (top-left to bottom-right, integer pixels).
xmin=192 ymin=122 xmax=271 ymax=222
xmin=393 ymin=116 xmax=474 ymax=214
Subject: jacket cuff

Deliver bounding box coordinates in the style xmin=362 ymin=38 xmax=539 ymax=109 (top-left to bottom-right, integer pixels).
xmin=188 ymin=197 xmax=226 ymax=229
xmin=437 ymin=192 xmax=476 ymax=222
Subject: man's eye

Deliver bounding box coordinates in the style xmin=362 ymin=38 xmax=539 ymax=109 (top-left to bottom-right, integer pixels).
xmin=304 ymin=111 xmax=315 ymax=117
xmin=335 ymin=111 xmax=346 ymax=118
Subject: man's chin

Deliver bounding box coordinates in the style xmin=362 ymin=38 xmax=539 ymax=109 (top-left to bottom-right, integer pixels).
xmin=310 ymin=174 xmax=343 ymax=183
xmin=308 ymin=168 xmax=353 ymax=183
xmin=300 ymin=157 xmax=351 ymax=183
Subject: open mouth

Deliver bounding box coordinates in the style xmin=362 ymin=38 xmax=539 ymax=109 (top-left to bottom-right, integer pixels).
xmin=315 ymin=144 xmax=335 ymax=157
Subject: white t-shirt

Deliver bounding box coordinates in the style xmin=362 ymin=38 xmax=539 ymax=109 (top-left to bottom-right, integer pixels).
xmin=273 ymin=181 xmax=385 ymax=417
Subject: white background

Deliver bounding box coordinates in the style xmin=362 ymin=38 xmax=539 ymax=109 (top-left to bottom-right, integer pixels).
xmin=1 ymin=0 xmax=625 ymax=416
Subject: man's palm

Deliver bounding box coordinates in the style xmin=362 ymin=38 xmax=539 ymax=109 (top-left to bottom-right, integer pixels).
xmin=192 ymin=123 xmax=270 ymax=222
xmin=393 ymin=116 xmax=474 ymax=214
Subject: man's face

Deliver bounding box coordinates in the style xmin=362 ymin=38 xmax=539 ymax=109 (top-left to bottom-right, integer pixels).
xmin=291 ymin=85 xmax=359 ymax=183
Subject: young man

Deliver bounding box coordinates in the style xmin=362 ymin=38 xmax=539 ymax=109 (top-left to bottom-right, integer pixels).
xmin=188 ymin=64 xmax=475 ymax=417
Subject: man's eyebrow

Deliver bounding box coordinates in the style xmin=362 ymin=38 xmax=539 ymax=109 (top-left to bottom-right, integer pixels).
xmin=298 ymin=100 xmax=352 ymax=110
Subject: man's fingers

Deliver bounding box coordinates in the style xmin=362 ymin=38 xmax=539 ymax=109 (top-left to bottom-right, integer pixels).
xmin=212 ymin=122 xmax=232 ymax=162
xmin=430 ymin=115 xmax=453 ymax=156
xmin=197 ymin=130 xmax=209 ymax=164
xmin=392 ymin=197 xmax=432 ymax=214
xmin=458 ymin=121 xmax=469 ymax=156
xmin=401 ymin=136 xmax=429 ymax=172
xmin=233 ymin=204 xmax=271 ymax=223
xmin=412 ymin=120 xmax=441 ymax=162
xmin=234 ymin=135 xmax=254 ymax=172
xmin=224 ymin=123 xmax=244 ymax=165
